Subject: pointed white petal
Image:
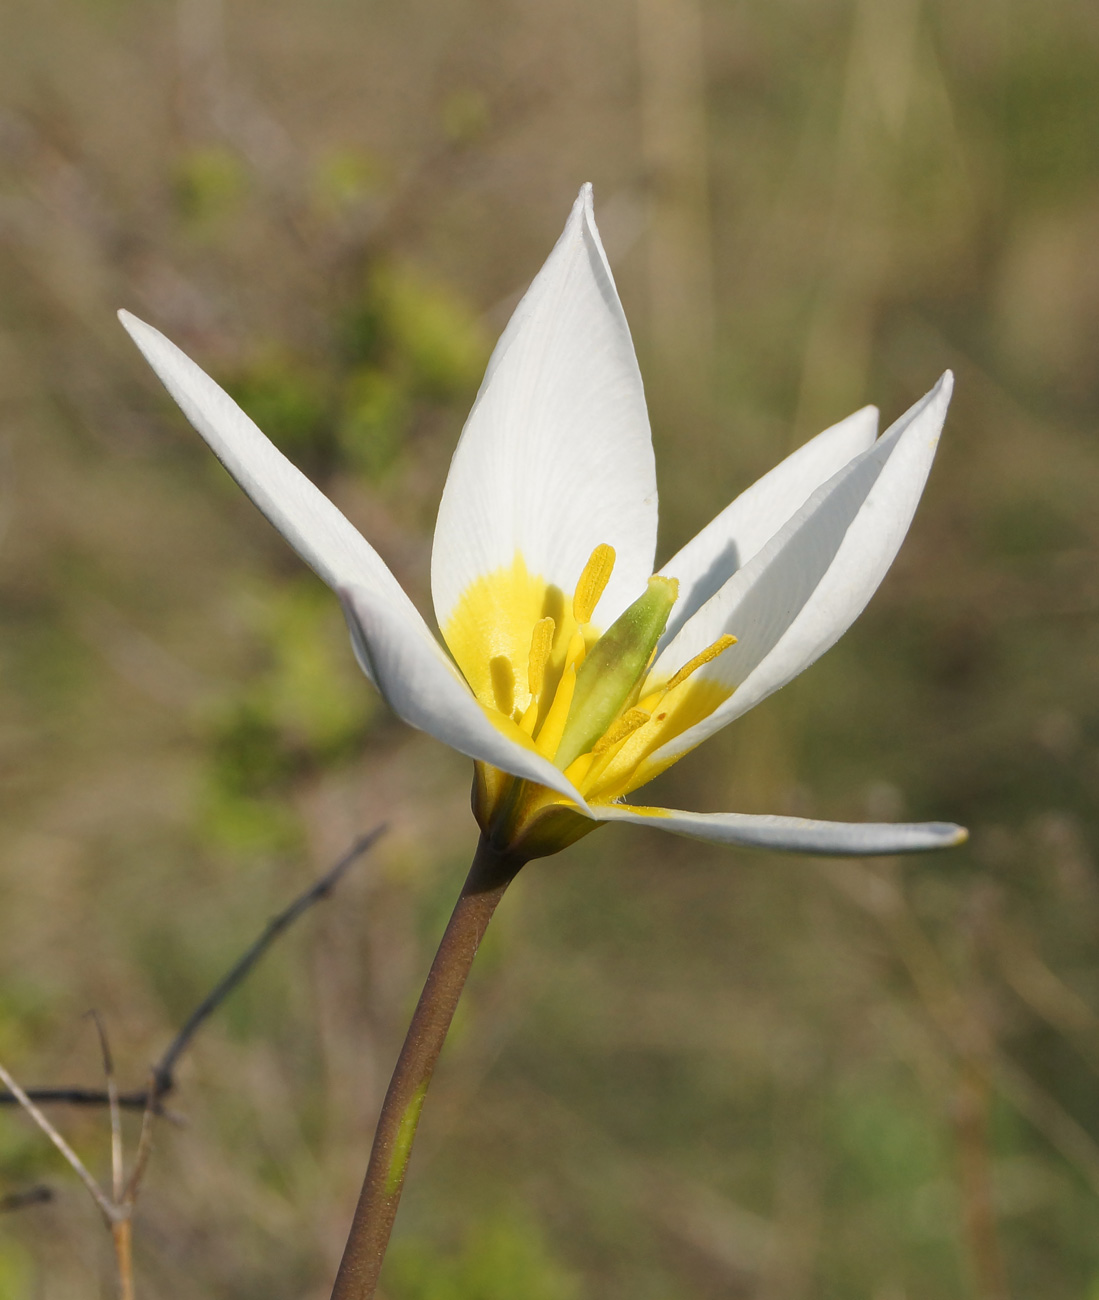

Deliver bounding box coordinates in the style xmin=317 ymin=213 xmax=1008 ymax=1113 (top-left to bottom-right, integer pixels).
xmin=119 ymin=311 xmax=420 ymax=686
xmin=659 ymin=406 xmax=878 ymax=645
xmin=340 ymin=584 xmax=590 ymax=809
xmin=431 ymin=185 xmax=658 ymax=636
xmin=649 ymin=374 xmax=953 ymax=764
xmin=596 ymin=803 xmax=967 ymax=855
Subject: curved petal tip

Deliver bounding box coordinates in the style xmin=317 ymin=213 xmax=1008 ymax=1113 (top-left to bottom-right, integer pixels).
xmin=596 ymin=804 xmax=970 ymax=856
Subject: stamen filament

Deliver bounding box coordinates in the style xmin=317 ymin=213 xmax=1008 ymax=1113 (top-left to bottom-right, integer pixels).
xmin=535 ymin=664 xmax=576 ymax=759
xmin=572 ymin=544 xmax=616 ymax=625
xmin=564 ymin=630 xmax=587 ymax=673
xmin=519 ymin=699 xmax=540 ymax=735
xmin=563 ymin=752 xmax=594 ymax=786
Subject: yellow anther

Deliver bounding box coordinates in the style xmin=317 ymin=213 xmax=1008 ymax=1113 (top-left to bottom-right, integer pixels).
xmin=572 ymin=543 xmax=616 ymax=625
xmin=563 ymin=752 xmax=594 ymax=786
xmin=664 ymin=634 xmax=737 ymax=693
xmin=527 ymin=617 xmax=556 ymax=698
xmin=592 ymin=707 xmax=652 ymax=755
xmin=535 ymin=663 xmax=576 ymax=760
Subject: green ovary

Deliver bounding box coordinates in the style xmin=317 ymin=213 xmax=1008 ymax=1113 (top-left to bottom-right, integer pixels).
xmin=553 ymin=575 xmax=678 ymax=771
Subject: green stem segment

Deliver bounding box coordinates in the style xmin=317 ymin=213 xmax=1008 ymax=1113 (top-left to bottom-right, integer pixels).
xmin=330 ymin=835 xmax=524 ymax=1300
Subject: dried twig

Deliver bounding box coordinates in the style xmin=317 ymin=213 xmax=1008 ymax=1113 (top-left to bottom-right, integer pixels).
xmin=0 ymin=826 xmax=386 ymax=1112
xmin=2 ymin=1042 xmax=143 ymax=1300
xmin=86 ymin=1011 xmax=124 ymax=1199
xmin=124 ymin=1073 xmax=158 ymax=1204
xmin=0 ymin=827 xmax=386 ymax=1299
xmin=815 ymin=859 xmax=1099 ymax=1300
xmin=86 ymin=1011 xmax=135 ymax=1298
xmin=155 ymin=826 xmax=385 ymax=1098
xmin=0 ymin=1061 xmax=116 ymax=1222
xmin=0 ymin=1185 xmax=53 ymax=1213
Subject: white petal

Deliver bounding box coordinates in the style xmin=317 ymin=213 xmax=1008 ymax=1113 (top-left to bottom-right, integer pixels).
xmin=340 ymin=584 xmax=590 ymax=809
xmin=431 ymin=184 xmax=658 ymax=635
xmin=597 ymin=804 xmax=968 ymax=855
xmin=659 ymin=406 xmax=878 ymax=645
xmin=650 ymin=373 xmax=953 ymax=764
xmin=118 ymin=310 xmax=420 ymax=685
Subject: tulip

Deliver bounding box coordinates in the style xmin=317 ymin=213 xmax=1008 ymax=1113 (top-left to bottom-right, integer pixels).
xmin=120 ymin=184 xmax=964 ymax=1299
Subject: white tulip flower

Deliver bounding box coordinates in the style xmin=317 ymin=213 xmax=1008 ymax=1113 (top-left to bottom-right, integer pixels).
xmin=119 ymin=185 xmax=964 ymax=867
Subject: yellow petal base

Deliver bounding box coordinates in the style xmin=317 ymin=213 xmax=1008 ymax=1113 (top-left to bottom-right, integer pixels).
xmin=449 ymin=546 xmax=737 ymax=858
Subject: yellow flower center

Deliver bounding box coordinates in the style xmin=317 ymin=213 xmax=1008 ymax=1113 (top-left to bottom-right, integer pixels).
xmin=443 ymin=544 xmax=738 ymax=811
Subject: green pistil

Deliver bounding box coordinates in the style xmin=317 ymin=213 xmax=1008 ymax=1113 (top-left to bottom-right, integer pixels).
xmin=554 ymin=575 xmax=678 ymax=771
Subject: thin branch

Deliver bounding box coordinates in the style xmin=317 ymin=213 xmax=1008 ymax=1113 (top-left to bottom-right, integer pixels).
xmin=991 ymin=920 xmax=1099 ymax=1075
xmin=0 ymin=1086 xmax=152 ymax=1109
xmin=152 ymin=825 xmax=386 ymax=1096
xmin=123 ymin=1074 xmax=158 ymax=1206
xmin=0 ymin=828 xmax=385 ymax=1300
xmin=0 ymin=1185 xmax=53 ymax=1213
xmin=87 ymin=1011 xmax=124 ymax=1201
xmin=992 ymin=1052 xmax=1099 ymax=1197
xmin=0 ymin=826 xmax=386 ymax=1112
xmin=0 ymin=1061 xmax=117 ymax=1223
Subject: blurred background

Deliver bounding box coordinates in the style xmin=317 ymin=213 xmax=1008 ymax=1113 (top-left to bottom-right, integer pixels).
xmin=1 ymin=0 xmax=1098 ymax=1295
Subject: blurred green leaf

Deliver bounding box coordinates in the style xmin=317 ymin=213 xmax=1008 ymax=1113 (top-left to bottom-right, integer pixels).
xmin=312 ymin=147 xmax=389 ymax=214
xmin=173 ymin=145 xmax=249 ymax=230
xmin=222 ymin=352 xmax=330 ymax=457
xmin=198 ymin=580 xmax=371 ymax=850
xmin=338 ymin=367 xmax=407 ymax=479
xmin=379 ymin=265 xmax=488 ymax=400
xmin=832 ymin=1083 xmax=944 ymax=1196
xmin=0 ymin=1239 xmax=33 ymax=1300
xmin=1001 ymin=40 xmax=1099 ymax=201
xmin=387 ymin=1212 xmax=580 ymax=1300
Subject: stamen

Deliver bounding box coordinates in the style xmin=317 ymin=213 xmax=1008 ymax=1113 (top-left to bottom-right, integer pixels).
xmin=592 ymin=707 xmax=651 ymax=755
xmin=576 ymin=708 xmax=655 ymax=796
xmin=519 ymin=699 xmax=540 ymax=735
xmin=527 ymin=617 xmax=556 ymax=697
xmin=535 ymin=663 xmax=577 ymax=760
xmin=664 ymin=634 xmax=737 ymax=693
xmin=572 ymin=544 xmax=616 ymax=625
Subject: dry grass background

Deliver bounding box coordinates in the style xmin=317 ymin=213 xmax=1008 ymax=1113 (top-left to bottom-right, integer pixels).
xmin=1 ymin=0 xmax=1098 ymax=1296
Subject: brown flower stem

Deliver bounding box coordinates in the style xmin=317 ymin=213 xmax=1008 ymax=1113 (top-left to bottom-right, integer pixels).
xmin=330 ymin=834 xmax=523 ymax=1300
